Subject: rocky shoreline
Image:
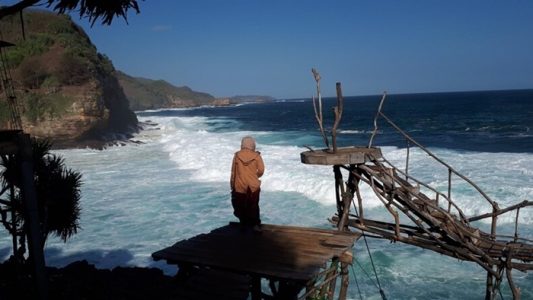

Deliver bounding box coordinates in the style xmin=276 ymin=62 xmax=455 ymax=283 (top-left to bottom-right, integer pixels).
xmin=0 ymin=260 xmax=184 ymax=299
xmin=0 ymin=258 xmax=251 ymax=299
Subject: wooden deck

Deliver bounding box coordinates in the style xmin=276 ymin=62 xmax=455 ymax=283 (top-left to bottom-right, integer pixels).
xmin=152 ymin=223 xmax=360 ymax=297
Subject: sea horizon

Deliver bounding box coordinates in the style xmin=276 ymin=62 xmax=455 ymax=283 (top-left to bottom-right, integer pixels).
xmin=280 ymin=87 xmax=533 ymax=101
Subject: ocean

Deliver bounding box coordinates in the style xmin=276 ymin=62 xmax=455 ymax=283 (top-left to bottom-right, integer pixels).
xmin=1 ymin=89 xmax=532 ymax=299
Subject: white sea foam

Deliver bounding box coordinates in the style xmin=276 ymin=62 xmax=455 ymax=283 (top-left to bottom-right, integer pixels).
xmin=338 ymin=129 xmax=366 ymax=134
xmin=150 ymin=115 xmax=383 ymax=208
xmin=152 ymin=114 xmax=533 ymax=224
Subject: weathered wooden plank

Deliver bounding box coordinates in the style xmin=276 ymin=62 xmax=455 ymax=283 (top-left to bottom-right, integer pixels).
xmin=301 ymin=147 xmax=382 ymax=165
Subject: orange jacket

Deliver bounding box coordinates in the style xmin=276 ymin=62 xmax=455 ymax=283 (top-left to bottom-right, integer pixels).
xmin=230 ymin=149 xmax=265 ymax=193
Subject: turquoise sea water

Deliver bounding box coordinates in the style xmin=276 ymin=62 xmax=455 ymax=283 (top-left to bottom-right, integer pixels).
xmin=1 ymin=90 xmax=532 ymax=299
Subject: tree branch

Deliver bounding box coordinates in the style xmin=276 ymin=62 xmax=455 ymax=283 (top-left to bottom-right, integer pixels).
xmin=0 ymin=0 xmax=39 ymax=20
xmin=0 ymin=0 xmax=140 ymax=25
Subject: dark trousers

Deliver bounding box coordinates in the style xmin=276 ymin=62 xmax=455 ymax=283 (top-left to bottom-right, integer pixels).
xmin=231 ymin=188 xmax=261 ymax=226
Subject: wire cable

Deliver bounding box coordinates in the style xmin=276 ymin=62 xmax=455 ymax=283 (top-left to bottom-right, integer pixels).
xmin=350 ymin=263 xmax=364 ymax=300
xmin=352 ymin=194 xmax=387 ymax=300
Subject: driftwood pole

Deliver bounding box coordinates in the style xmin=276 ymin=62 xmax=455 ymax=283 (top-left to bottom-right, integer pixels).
xmin=311 ymin=68 xmax=330 ymax=149
xmin=307 ymin=70 xmax=354 ymax=300
xmin=331 ymin=82 xmax=344 ymax=153
xmin=368 ymin=92 xmax=387 ymax=148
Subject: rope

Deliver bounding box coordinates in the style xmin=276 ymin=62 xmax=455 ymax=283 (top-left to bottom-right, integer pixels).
xmin=350 ymin=263 xmax=364 ymax=300
xmin=351 ymin=198 xmax=387 ymax=300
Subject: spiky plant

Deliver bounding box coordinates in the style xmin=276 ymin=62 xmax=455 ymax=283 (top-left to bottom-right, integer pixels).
xmin=0 ymin=138 xmax=81 ymax=259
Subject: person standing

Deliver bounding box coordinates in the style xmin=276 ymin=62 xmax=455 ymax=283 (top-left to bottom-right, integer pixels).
xmin=230 ymin=136 xmax=265 ymax=231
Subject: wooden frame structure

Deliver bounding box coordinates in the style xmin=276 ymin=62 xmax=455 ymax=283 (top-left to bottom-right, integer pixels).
xmin=301 ymin=87 xmax=532 ymax=299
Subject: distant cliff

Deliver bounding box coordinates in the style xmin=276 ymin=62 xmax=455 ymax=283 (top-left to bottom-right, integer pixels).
xmin=0 ymin=10 xmax=138 ymax=148
xmin=117 ymin=71 xmax=275 ymax=110
xmin=116 ymin=71 xmax=228 ymax=110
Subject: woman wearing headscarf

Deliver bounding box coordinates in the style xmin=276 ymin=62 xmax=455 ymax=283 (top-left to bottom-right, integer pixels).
xmin=230 ymin=136 xmax=265 ymax=230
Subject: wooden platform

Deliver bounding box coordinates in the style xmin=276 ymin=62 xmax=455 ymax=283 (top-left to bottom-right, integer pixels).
xmin=300 ymin=146 xmax=382 ymax=165
xmin=152 ymin=223 xmax=360 ymax=285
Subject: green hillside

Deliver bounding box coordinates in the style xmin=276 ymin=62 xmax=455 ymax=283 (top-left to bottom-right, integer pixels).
xmin=116 ymin=71 xmax=217 ymax=110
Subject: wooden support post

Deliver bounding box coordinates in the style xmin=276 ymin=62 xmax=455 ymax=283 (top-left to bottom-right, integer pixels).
xmin=338 ymin=262 xmax=349 ymax=300
xmin=338 ymin=192 xmax=352 ymax=230
xmin=514 ymin=208 xmax=520 ymax=242
xmin=333 ymin=166 xmax=343 ymax=219
xmin=338 ymin=250 xmax=353 ymax=300
xmin=251 ymin=276 xmax=261 ymax=300
xmin=485 ymin=265 xmax=495 ymax=300
xmin=332 ymin=82 xmax=344 ymax=153
xmin=405 ymin=140 xmax=410 ymax=180
xmin=327 ymin=258 xmax=339 ymax=300
xmin=9 ymin=183 xmax=17 ymax=259
xmin=305 ymin=280 xmax=316 ymax=300
xmin=278 ymin=281 xmax=303 ymax=300
xmin=485 ymin=205 xmax=500 ymax=300
xmin=447 ymin=169 xmax=452 ymax=213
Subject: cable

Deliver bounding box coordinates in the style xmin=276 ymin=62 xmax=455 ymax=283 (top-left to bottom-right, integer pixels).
xmin=350 ymin=263 xmax=364 ymax=300
xmin=352 ymin=193 xmax=387 ymax=300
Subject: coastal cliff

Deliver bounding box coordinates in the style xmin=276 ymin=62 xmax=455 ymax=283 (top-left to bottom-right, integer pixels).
xmin=117 ymin=71 xmax=275 ymax=111
xmin=0 ymin=10 xmax=138 ymax=148
xmin=116 ymin=71 xmax=219 ymax=110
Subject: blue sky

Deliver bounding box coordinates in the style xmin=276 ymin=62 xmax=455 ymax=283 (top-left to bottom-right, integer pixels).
xmin=34 ymin=1 xmax=533 ymax=98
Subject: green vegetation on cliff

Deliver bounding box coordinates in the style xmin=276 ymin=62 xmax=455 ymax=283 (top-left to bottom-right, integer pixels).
xmin=117 ymin=71 xmax=276 ymax=110
xmin=0 ymin=10 xmax=137 ymax=146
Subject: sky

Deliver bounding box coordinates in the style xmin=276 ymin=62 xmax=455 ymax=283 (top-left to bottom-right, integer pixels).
xmin=21 ymin=1 xmax=533 ymax=98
